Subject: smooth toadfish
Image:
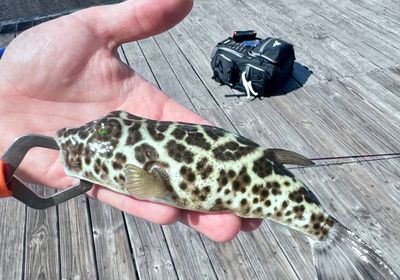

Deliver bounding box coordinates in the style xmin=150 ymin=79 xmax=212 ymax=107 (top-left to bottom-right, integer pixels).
xmin=56 ymin=111 xmax=398 ymax=280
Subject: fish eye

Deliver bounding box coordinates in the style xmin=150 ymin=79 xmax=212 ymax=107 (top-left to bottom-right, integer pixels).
xmin=97 ymin=125 xmax=111 ymax=136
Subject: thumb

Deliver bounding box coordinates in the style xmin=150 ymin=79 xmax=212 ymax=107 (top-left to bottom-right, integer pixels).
xmin=76 ymin=0 xmax=193 ymax=48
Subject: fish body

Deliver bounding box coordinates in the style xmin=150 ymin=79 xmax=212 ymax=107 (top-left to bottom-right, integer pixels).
xmin=56 ymin=110 xmax=399 ymax=279
xmin=56 ymin=110 xmax=333 ymax=240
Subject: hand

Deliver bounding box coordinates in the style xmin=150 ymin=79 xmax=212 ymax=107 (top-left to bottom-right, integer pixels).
xmin=0 ymin=0 xmax=262 ymax=242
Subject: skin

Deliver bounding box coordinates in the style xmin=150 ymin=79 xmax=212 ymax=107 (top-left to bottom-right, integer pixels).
xmin=0 ymin=0 xmax=262 ymax=242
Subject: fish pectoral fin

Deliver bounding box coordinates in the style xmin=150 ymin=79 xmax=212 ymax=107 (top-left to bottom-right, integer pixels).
xmin=124 ymin=164 xmax=167 ymax=199
xmin=267 ymin=149 xmax=315 ymax=166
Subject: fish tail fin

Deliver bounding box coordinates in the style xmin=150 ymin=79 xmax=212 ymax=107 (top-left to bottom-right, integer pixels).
xmin=310 ymin=222 xmax=399 ymax=280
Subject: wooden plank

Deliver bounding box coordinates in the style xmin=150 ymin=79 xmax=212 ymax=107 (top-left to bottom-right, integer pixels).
xmin=24 ymin=186 xmax=60 ymax=279
xmin=137 ymin=37 xmax=195 ymax=109
xmin=124 ymin=217 xmax=178 ymax=280
xmin=0 ymin=198 xmax=26 ymax=280
xmin=165 ymin=23 xmax=305 ymax=279
xmin=58 ymin=195 xmax=98 ymax=280
xmin=292 ymin=0 xmax=400 ymax=65
xmin=88 ymin=199 xmax=137 ymax=279
xmin=323 ymin=0 xmax=400 ymax=47
xmin=237 ymin=0 xmax=396 ymax=72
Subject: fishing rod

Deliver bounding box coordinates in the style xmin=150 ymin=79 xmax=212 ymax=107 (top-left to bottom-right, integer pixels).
xmin=289 ymin=152 xmax=400 ymax=170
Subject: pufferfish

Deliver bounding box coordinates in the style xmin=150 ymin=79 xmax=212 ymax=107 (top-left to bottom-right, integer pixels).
xmin=55 ymin=110 xmax=398 ymax=280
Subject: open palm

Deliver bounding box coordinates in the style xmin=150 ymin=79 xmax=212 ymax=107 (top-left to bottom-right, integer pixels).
xmin=0 ymin=0 xmax=261 ymax=242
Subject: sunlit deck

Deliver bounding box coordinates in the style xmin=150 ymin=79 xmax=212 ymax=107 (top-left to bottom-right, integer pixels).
xmin=1 ymin=0 xmax=400 ymax=279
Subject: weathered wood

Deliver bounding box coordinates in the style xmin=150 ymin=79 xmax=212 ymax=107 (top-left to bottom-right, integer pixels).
xmin=88 ymin=199 xmax=137 ymax=279
xmin=1 ymin=0 xmax=400 ymax=278
xmin=0 ymin=198 xmax=26 ymax=280
xmin=281 ymin=0 xmax=400 ymax=67
xmin=58 ymin=195 xmax=98 ymax=280
xmin=24 ymin=186 xmax=60 ymax=279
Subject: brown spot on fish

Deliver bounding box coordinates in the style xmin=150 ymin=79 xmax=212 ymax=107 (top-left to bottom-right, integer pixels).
xmin=196 ymin=159 xmax=213 ymax=179
xmin=171 ymin=127 xmax=186 ymax=140
xmin=213 ymin=141 xmax=257 ymax=161
xmin=192 ymin=188 xmax=200 ymax=196
xmin=203 ymin=126 xmax=225 ymax=141
xmin=166 ymin=140 xmax=194 ymax=164
xmin=260 ymin=189 xmax=269 ymax=200
xmin=135 ymin=143 xmax=159 ymax=163
xmin=285 ymin=210 xmax=292 ymax=216
xmin=217 ymin=173 xmax=229 ymax=187
xmin=232 ymin=180 xmax=240 ymax=191
xmin=179 ymin=182 xmax=188 ymax=190
xmin=282 ymin=201 xmax=288 ymax=208
xmin=156 ymin=122 xmax=170 ymax=132
xmin=84 ymin=156 xmax=91 ymax=165
xmin=228 ymin=170 xmax=236 ymax=178
xmin=146 ymin=121 xmax=165 ymax=141
xmin=186 ymin=172 xmax=196 ymax=182
xmin=84 ymin=171 xmax=95 ymax=180
xmin=252 ymin=184 xmax=261 ymax=194
xmin=253 ymin=198 xmax=259 ymax=204
xmin=185 ymin=132 xmax=211 ymax=150
xmin=126 ymin=122 xmax=142 ymax=145
xmin=252 ymin=153 xmax=274 ymax=178
xmin=224 ymin=189 xmax=231 ymax=195
xmin=264 ymin=200 xmax=271 ymax=207
xmin=180 ymin=166 xmax=188 ymax=175
xmin=196 ymin=158 xmax=208 ymax=171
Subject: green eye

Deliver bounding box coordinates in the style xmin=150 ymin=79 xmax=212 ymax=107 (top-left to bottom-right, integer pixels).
xmin=98 ymin=127 xmax=111 ymax=136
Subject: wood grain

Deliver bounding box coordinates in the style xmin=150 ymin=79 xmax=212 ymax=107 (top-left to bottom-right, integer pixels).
xmin=1 ymin=0 xmax=400 ymax=278
xmin=58 ymin=195 xmax=98 ymax=280
xmin=24 ymin=186 xmax=59 ymax=279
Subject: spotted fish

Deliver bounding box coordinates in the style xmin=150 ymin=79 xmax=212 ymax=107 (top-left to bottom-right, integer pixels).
xmin=56 ymin=111 xmax=398 ymax=280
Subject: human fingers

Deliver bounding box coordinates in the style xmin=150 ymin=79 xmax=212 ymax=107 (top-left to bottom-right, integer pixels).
xmin=179 ymin=211 xmax=242 ymax=243
xmin=76 ymin=0 xmax=193 ymax=48
xmin=87 ymin=185 xmax=181 ymax=225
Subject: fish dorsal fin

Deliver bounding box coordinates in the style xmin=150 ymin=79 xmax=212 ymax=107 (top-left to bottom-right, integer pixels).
xmin=124 ymin=164 xmax=167 ymax=199
xmin=267 ymin=149 xmax=315 ymax=166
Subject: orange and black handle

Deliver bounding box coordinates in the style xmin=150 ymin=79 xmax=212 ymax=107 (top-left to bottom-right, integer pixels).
xmin=0 ymin=160 xmax=13 ymax=197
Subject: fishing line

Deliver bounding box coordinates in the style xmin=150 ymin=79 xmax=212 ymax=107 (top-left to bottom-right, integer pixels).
xmin=288 ymin=152 xmax=400 ymax=170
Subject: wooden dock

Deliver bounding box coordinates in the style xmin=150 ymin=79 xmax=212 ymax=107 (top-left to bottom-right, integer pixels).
xmin=1 ymin=0 xmax=400 ymax=279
